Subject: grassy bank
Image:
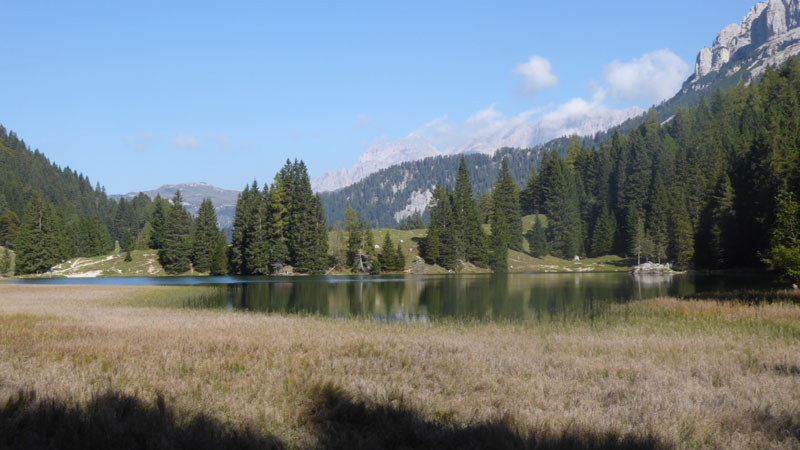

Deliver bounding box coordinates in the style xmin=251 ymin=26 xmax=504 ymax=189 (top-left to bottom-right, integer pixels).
xmin=0 ymin=285 xmax=798 ymax=449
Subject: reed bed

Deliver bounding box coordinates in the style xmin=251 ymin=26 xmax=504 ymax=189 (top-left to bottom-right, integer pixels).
xmin=0 ymin=284 xmax=798 ymax=449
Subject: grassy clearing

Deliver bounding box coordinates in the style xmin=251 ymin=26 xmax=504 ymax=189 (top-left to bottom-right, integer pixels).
xmin=0 ymin=285 xmax=798 ymax=449
xmin=38 ymin=250 xmax=206 ymax=278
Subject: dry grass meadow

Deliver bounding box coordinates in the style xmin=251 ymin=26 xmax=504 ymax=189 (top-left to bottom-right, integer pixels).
xmin=0 ymin=284 xmax=799 ymax=449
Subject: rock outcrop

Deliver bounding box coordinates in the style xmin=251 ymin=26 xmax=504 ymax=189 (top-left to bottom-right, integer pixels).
xmin=692 ymin=0 xmax=800 ymax=83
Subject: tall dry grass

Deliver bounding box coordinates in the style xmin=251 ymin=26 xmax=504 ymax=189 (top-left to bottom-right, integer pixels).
xmin=0 ymin=284 xmax=798 ymax=449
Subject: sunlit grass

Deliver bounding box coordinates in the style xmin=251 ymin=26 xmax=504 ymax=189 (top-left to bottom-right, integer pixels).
xmin=0 ymin=284 xmax=798 ymax=449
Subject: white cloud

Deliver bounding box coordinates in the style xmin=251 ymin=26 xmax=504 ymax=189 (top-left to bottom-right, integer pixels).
xmin=605 ymin=49 xmax=691 ymax=104
xmin=513 ymin=56 xmax=559 ymax=95
xmin=173 ymin=133 xmax=200 ymax=149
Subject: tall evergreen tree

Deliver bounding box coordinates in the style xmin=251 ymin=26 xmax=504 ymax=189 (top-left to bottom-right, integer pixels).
xmin=16 ymin=192 xmax=63 ymax=274
xmin=379 ymin=232 xmax=399 ymax=271
xmin=765 ymin=186 xmax=800 ymax=283
xmin=591 ymin=208 xmax=616 ymax=257
xmin=427 ymin=184 xmax=457 ymax=269
xmin=229 ymin=184 xmax=252 ymax=275
xmin=159 ymin=191 xmax=192 ymax=274
xmin=526 ymin=216 xmax=548 ymax=258
xmin=149 ymin=195 xmax=167 ymax=250
xmin=520 ymin=165 xmax=540 ymax=215
xmin=709 ymin=174 xmax=736 ymax=268
xmin=210 ymin=230 xmax=229 ymax=276
xmin=345 ymin=205 xmax=363 ymax=271
xmin=267 ymin=175 xmax=290 ymax=269
xmin=192 ymin=198 xmax=220 ymax=273
xmin=489 ymin=209 xmax=509 ymax=273
xmin=492 ymin=158 xmax=523 ymax=250
xmin=395 ymin=241 xmax=406 ymax=271
xmin=453 ymin=156 xmax=489 ymax=266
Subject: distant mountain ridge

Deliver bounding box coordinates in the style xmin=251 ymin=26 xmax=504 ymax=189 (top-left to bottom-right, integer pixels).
xmin=311 ymin=104 xmax=642 ymax=193
xmin=113 ymin=182 xmax=239 ymax=229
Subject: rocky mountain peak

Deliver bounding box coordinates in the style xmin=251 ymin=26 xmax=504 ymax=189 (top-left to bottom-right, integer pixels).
xmin=693 ymin=0 xmax=800 ymax=82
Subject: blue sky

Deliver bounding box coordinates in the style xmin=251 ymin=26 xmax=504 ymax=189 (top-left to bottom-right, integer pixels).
xmin=0 ymin=0 xmax=758 ymax=193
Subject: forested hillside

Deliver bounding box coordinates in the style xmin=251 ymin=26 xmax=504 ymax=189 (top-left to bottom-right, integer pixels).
xmin=430 ymin=60 xmax=800 ymax=273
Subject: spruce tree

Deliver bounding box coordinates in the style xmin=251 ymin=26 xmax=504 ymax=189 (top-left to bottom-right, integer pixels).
xmin=765 ymin=186 xmax=800 ymax=283
xmin=428 ymin=185 xmax=457 ymax=270
xmin=0 ymin=210 xmax=20 ymax=248
xmin=424 ymin=220 xmax=440 ymax=264
xmin=489 ymin=209 xmax=509 ymax=273
xmin=210 ymin=230 xmax=229 ymax=276
xmin=453 ymin=156 xmax=489 ymax=267
xmin=192 ymin=198 xmax=220 ymax=273
xmin=345 ymin=206 xmax=363 ymax=270
xmin=520 ymin=165 xmax=540 ymax=215
xmin=16 ymin=192 xmax=63 ymax=274
xmin=244 ymin=181 xmax=269 ymax=275
xmin=709 ymin=174 xmax=736 ymax=268
xmin=395 ymin=241 xmax=406 ymax=271
xmin=267 ymin=175 xmax=290 ymax=269
xmin=379 ymin=232 xmax=398 ymax=271
xmin=526 ymin=216 xmax=548 ymax=258
xmin=229 ymin=185 xmax=252 ymax=275
xmin=309 ymin=194 xmax=329 ymax=274
xmin=492 ymin=158 xmax=523 ymax=250
xmin=149 ymin=195 xmax=167 ymax=250
xmin=669 ymin=201 xmax=695 ymax=270
xmin=590 ymin=208 xmax=616 ymax=257
xmin=159 ymin=191 xmax=192 ymax=274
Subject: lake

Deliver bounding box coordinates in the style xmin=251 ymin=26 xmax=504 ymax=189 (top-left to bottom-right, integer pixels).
xmin=10 ymin=273 xmax=778 ymax=323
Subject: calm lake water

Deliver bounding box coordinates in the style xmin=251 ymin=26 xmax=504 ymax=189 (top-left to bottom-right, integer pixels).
xmin=11 ymin=273 xmax=778 ymax=323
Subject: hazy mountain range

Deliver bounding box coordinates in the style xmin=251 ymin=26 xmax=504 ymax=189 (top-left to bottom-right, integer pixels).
xmin=112 ymin=182 xmax=239 ymax=229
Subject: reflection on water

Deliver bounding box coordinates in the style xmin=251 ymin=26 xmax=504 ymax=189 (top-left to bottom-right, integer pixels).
xmin=178 ymin=273 xmax=775 ymax=323
xmin=12 ymin=272 xmax=778 ymax=324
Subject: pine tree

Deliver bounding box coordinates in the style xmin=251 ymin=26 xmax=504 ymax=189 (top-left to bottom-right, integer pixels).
xmin=345 ymin=205 xmax=363 ymax=271
xmin=590 ymin=208 xmax=616 ymax=257
xmin=489 ymin=209 xmax=509 ymax=273
xmin=395 ymin=241 xmax=406 ymax=271
xmin=424 ymin=220 xmax=440 ymax=264
xmin=669 ymin=201 xmax=695 ymax=270
xmin=149 ymin=195 xmax=167 ymax=250
xmin=0 ymin=210 xmax=20 ymax=248
xmin=428 ymin=185 xmax=457 ymax=270
xmin=647 ymin=177 xmax=670 ymax=263
xmin=540 ymin=151 xmax=582 ymax=258
xmin=229 ymin=185 xmax=252 ymax=275
xmin=210 ymin=230 xmax=229 ymax=276
xmin=526 ymin=216 xmax=548 ymax=258
xmin=765 ymin=186 xmax=800 ymax=283
xmin=453 ymin=156 xmax=489 ymax=266
xmin=267 ymin=175 xmax=290 ymax=269
xmin=244 ymin=182 xmax=269 ymax=275
xmin=192 ymin=198 xmax=220 ymax=273
xmin=15 ymin=192 xmax=62 ymax=274
xmin=493 ymin=158 xmax=523 ymax=250
xmin=520 ymin=165 xmax=540 ymax=215
xmin=363 ymin=221 xmax=380 ymax=273
xmin=379 ymin=232 xmax=398 ymax=271
xmin=159 ymin=191 xmax=192 ymax=274
xmin=309 ymin=194 xmax=329 ymax=274
xmin=709 ymin=174 xmax=736 ymax=268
